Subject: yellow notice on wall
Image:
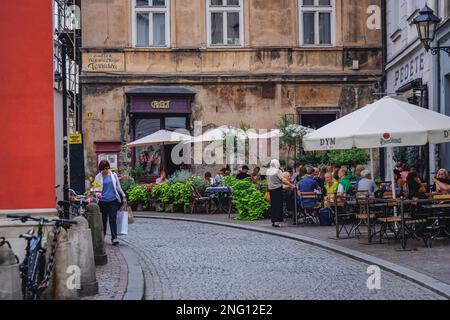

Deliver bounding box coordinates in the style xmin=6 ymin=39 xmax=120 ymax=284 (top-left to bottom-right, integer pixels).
xmin=69 ymin=133 xmax=83 ymax=145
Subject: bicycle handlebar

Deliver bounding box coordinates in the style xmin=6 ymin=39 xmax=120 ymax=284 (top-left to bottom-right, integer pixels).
xmin=7 ymin=215 xmax=77 ymax=226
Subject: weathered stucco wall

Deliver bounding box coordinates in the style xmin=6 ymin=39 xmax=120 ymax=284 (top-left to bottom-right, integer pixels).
xmin=82 ymin=82 xmax=378 ymax=175
xmin=82 ymin=0 xmax=382 ymax=49
xmin=82 ymin=0 xmax=131 ymax=48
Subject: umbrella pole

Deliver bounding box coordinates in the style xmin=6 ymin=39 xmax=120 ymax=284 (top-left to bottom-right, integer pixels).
xmin=370 ymin=148 xmax=374 ymax=179
xmin=388 ymin=147 xmax=398 ymax=217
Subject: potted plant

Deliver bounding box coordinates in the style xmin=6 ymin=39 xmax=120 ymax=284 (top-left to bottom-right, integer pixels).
xmin=152 ymin=183 xmax=174 ymax=213
xmin=128 ymin=185 xmax=149 ymax=211
xmin=172 ymin=182 xmax=192 ymax=213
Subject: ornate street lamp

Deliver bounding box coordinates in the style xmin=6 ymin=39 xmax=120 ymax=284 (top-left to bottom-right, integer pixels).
xmin=413 ymin=5 xmax=450 ymax=55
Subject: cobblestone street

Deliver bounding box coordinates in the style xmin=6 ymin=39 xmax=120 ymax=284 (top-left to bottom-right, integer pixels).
xmin=124 ymin=219 xmax=444 ymax=300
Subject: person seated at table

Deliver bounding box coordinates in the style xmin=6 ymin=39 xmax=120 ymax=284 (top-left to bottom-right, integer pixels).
xmin=236 ymin=165 xmax=251 ymax=180
xmin=357 ymin=170 xmax=379 ymax=197
xmin=213 ymin=168 xmax=226 ymax=186
xmin=204 ymin=172 xmax=213 ymax=187
xmin=354 ymin=165 xmax=366 ymax=190
xmin=380 ymin=170 xmax=403 ymax=197
xmin=251 ymin=167 xmax=261 ymax=184
xmin=324 ymin=172 xmax=338 ymax=196
xmin=224 ymin=168 xmax=231 ymax=177
xmin=404 ymin=171 xmax=427 ymax=200
xmin=337 ymin=167 xmax=353 ymax=196
xmin=432 ymin=169 xmax=450 ymax=193
xmin=291 ymin=164 xmax=302 ymax=182
xmin=400 ymin=164 xmax=410 ymax=181
xmin=155 ymin=170 xmax=167 ymax=184
xmin=323 ymin=172 xmax=339 ymax=208
xmin=282 ymin=171 xmax=295 ymax=218
xmin=314 ymin=167 xmax=326 ymax=191
xmin=298 ymin=166 xmax=319 ymax=208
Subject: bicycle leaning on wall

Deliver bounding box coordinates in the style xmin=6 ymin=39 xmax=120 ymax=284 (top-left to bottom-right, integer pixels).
xmin=7 ymin=215 xmax=77 ymax=300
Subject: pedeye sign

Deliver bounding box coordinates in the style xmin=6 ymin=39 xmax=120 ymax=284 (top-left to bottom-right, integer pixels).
xmin=380 ymin=133 xmax=401 ymax=146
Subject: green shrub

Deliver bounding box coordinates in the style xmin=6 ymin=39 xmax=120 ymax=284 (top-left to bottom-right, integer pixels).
xmin=190 ymin=176 xmax=207 ymax=193
xmin=169 ymin=170 xmax=192 ymax=184
xmin=172 ymin=182 xmax=192 ymax=207
xmin=221 ymin=177 xmax=269 ymax=221
xmin=151 ymin=183 xmax=174 ymax=205
xmin=129 ymin=166 xmax=147 ymax=182
xmin=128 ymin=185 xmax=150 ymax=208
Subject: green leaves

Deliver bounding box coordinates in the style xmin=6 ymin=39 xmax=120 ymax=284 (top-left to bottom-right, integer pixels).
xmin=128 ymin=185 xmax=150 ymax=208
xmin=297 ymin=148 xmax=369 ymax=169
xmin=221 ymin=178 xmax=269 ymax=221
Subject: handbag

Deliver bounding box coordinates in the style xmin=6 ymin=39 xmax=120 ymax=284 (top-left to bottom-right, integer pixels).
xmin=117 ymin=206 xmax=129 ymax=236
xmin=127 ymin=206 xmax=135 ymax=225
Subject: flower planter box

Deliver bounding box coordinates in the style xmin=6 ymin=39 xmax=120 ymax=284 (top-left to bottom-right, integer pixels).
xmin=165 ymin=204 xmax=174 ymax=213
xmin=184 ymin=205 xmax=192 ymax=214
xmin=155 ymin=202 xmax=166 ymax=212
xmin=172 ymin=204 xmax=184 ymax=213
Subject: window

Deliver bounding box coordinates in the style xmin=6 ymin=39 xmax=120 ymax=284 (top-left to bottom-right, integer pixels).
xmin=133 ymin=0 xmax=170 ymax=47
xmin=207 ymin=0 xmax=243 ymax=47
xmin=445 ymin=0 xmax=450 ymax=19
xmin=299 ymin=0 xmax=335 ymax=46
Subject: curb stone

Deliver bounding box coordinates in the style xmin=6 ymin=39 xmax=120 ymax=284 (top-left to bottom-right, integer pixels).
xmin=135 ymin=214 xmax=450 ymax=300
xmin=119 ymin=244 xmax=145 ymax=300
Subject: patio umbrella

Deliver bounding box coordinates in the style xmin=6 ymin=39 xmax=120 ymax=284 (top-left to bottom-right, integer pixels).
xmin=126 ymin=129 xmax=192 ymax=148
xmin=303 ymin=96 xmax=450 ymax=201
xmin=257 ymin=125 xmax=315 ymax=139
xmin=190 ymin=125 xmax=253 ymax=143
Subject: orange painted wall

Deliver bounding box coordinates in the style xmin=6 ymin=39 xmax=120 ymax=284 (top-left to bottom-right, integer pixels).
xmin=0 ymin=1 xmax=55 ymax=210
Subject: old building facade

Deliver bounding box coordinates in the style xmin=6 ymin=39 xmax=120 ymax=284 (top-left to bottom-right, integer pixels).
xmin=385 ymin=0 xmax=450 ymax=181
xmin=80 ymin=0 xmax=383 ymax=179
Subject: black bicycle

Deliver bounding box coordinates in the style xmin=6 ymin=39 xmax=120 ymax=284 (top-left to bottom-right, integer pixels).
xmin=7 ymin=214 xmax=77 ymax=300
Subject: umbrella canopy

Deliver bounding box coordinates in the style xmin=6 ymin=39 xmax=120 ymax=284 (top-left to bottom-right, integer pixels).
xmin=303 ymin=96 xmax=450 ymax=151
xmin=258 ymin=125 xmax=315 ymax=139
xmin=190 ymin=125 xmax=255 ymax=143
xmin=126 ymin=130 xmax=192 ymax=148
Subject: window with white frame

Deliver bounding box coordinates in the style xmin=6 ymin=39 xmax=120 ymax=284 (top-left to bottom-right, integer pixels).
xmin=133 ymin=0 xmax=170 ymax=47
xmin=207 ymin=0 xmax=243 ymax=47
xmin=299 ymin=0 xmax=335 ymax=46
xmin=445 ymin=0 xmax=450 ymax=19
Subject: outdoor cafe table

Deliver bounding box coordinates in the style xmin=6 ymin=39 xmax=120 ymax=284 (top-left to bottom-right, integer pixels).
xmin=411 ymin=200 xmax=450 ymax=247
xmin=204 ymin=186 xmax=233 ymax=218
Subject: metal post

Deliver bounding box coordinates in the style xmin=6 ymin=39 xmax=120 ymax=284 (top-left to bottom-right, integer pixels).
xmin=61 ymin=38 xmax=69 ymax=218
xmin=401 ymin=197 xmax=406 ymax=250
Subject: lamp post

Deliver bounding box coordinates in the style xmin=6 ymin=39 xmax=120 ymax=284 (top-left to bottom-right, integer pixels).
xmin=413 ymin=5 xmax=450 ymax=56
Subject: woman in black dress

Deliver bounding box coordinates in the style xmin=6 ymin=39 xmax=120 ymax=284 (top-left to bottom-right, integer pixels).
xmin=267 ymin=160 xmax=295 ymax=228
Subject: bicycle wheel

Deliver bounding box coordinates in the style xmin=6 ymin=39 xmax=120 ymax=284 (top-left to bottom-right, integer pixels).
xmin=23 ymin=248 xmax=46 ymax=300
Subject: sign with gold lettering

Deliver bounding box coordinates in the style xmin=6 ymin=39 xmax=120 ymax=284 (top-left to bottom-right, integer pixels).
xmin=151 ymin=100 xmax=171 ymax=109
xmin=83 ymin=53 xmax=125 ymax=72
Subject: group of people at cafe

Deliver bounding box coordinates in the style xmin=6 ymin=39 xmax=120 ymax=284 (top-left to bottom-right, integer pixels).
xmin=266 ymin=160 xmax=450 ymax=228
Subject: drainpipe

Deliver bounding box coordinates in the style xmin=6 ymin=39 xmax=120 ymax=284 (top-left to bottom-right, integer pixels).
xmin=380 ymin=0 xmax=387 ymax=180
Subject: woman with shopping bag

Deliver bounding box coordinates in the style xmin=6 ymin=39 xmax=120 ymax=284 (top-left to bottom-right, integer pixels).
xmin=94 ymin=160 xmax=127 ymax=246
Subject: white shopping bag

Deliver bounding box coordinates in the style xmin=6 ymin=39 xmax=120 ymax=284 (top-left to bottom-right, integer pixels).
xmin=117 ymin=208 xmax=128 ymax=236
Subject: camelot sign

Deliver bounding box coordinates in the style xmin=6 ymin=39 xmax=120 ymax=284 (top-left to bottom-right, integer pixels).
xmin=83 ymin=53 xmax=125 ymax=72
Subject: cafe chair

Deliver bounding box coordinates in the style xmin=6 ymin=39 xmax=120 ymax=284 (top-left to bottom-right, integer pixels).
xmin=333 ymin=195 xmax=357 ymax=239
xmin=298 ymin=192 xmax=321 ymax=225
xmin=189 ymin=185 xmax=210 ymax=214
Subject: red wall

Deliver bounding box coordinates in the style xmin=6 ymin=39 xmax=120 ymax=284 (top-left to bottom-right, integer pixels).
xmin=0 ymin=1 xmax=55 ymax=210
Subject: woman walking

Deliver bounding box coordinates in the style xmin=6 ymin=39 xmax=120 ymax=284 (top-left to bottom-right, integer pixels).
xmin=94 ymin=160 xmax=127 ymax=246
xmin=267 ymin=159 xmax=295 ymax=228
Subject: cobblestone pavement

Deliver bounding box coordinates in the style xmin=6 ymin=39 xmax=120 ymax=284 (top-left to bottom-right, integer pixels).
xmin=82 ymin=242 xmax=128 ymax=300
xmin=138 ymin=212 xmax=450 ymax=285
xmin=124 ymin=219 xmax=444 ymax=300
